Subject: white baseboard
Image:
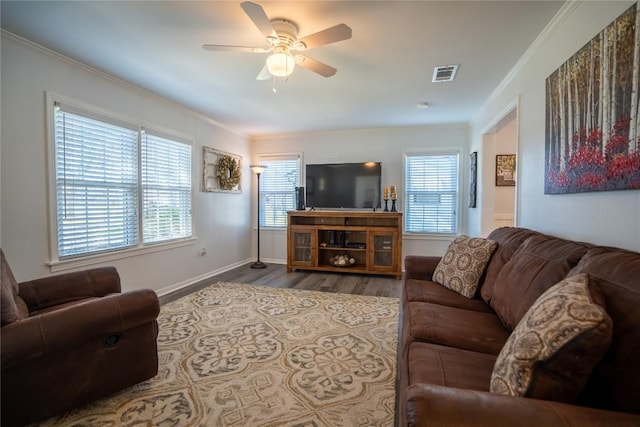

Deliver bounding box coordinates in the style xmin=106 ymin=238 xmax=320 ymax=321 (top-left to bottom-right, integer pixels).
xmin=157 ymin=258 xmax=252 ymax=297
xmin=261 ymin=257 xmax=286 ymax=265
xmin=493 ymin=213 xmax=515 ymax=228
xmin=157 ymin=257 xmax=288 ymax=298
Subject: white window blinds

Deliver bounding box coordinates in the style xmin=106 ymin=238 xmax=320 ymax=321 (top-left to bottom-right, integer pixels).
xmin=259 ymin=156 xmax=301 ymax=228
xmin=404 ymin=153 xmax=459 ymax=234
xmin=142 ymin=132 xmax=192 ymax=244
xmin=54 ymin=106 xmax=139 ymax=258
xmin=53 ymin=101 xmax=193 ymax=259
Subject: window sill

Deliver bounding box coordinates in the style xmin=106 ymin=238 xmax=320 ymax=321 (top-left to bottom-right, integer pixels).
xmin=48 ymin=237 xmax=197 ymax=273
xmin=257 ymin=227 xmax=287 ymax=232
xmin=402 ymin=233 xmax=457 ymax=241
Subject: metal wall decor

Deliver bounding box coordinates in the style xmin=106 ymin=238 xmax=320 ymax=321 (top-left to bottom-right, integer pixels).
xmin=202 ymin=147 xmax=242 ymax=193
xmin=469 ymin=151 xmax=477 ymax=208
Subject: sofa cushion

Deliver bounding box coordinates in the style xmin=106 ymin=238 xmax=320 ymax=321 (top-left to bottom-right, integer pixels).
xmin=489 ymin=235 xmax=591 ymax=330
xmin=481 ymin=227 xmax=540 ymax=305
xmin=404 ymin=256 xmax=441 ymax=281
xmin=490 ymin=273 xmax=612 ymax=403
xmin=408 ymin=342 xmax=496 ymax=391
xmin=1 ymin=250 xmax=28 ymax=325
xmin=404 ymin=301 xmax=509 ymax=355
xmin=404 ymin=279 xmax=494 ymax=313
xmin=433 ymin=236 xmax=498 ymax=299
xmin=568 ymin=247 xmax=640 ymax=413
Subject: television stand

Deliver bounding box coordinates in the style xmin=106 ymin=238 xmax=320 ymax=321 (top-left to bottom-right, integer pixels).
xmin=287 ymin=210 xmax=402 ymax=279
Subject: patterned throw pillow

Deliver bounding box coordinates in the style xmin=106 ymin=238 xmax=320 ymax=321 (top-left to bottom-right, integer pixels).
xmin=490 ymin=273 xmax=612 ymax=402
xmin=432 ymin=235 xmax=498 ymax=299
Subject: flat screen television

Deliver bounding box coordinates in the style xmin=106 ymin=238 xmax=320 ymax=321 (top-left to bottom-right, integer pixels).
xmin=305 ymin=162 xmax=382 ymax=209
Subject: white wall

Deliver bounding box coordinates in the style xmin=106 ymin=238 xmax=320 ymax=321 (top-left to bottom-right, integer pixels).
xmin=251 ymin=125 xmax=469 ymax=264
xmin=470 ymin=1 xmax=640 ymax=251
xmin=1 ymin=34 xmax=252 ymax=294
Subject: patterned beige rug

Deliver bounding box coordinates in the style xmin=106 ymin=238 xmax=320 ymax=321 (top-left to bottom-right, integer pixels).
xmin=39 ymin=282 xmax=399 ymax=426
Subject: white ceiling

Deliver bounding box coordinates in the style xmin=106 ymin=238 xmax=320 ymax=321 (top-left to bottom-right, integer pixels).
xmin=1 ymin=1 xmax=564 ymax=136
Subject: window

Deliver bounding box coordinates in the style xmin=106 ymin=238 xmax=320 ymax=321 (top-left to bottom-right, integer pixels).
xmin=404 ymin=152 xmax=459 ymax=234
xmin=53 ymin=101 xmax=192 ymax=259
xmin=141 ymin=132 xmax=192 ymax=244
xmin=258 ymin=155 xmax=301 ymax=228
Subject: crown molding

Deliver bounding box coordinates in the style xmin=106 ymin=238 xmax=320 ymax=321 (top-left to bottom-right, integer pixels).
xmin=1 ymin=29 xmax=247 ymax=138
xmin=474 ymin=0 xmax=582 ymax=120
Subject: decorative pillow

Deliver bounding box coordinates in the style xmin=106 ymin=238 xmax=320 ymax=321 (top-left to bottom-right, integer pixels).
xmin=432 ymin=235 xmax=498 ymax=299
xmin=490 ymin=273 xmax=612 ymax=402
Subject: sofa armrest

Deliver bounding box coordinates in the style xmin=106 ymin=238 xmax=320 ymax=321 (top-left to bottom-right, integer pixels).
xmin=1 ymin=289 xmax=159 ymax=369
xmin=18 ymin=267 xmax=121 ymax=311
xmin=404 ymin=256 xmax=441 ymax=281
xmin=406 ymin=384 xmax=640 ymax=427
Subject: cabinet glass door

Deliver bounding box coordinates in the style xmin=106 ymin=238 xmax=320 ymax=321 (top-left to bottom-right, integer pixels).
xmin=291 ymin=229 xmax=315 ymax=266
xmin=370 ymin=231 xmax=397 ymax=271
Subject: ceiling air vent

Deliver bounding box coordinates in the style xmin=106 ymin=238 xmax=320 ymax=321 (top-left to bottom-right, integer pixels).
xmin=432 ymin=64 xmax=459 ymax=83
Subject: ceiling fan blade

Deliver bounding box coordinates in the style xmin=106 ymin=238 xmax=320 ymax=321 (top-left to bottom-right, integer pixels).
xmin=240 ymin=1 xmax=277 ymax=39
xmin=295 ymin=24 xmax=352 ymax=50
xmin=256 ymin=65 xmax=272 ymax=80
xmin=294 ymin=55 xmax=337 ymax=77
xmin=202 ymin=44 xmax=270 ymax=53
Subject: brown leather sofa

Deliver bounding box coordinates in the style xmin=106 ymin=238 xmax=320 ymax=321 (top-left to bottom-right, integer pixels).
xmin=1 ymin=250 xmax=160 ymax=427
xmin=399 ymin=227 xmax=640 ymax=426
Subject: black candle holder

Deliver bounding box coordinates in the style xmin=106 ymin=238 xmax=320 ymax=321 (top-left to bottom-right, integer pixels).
xmin=383 ymin=199 xmax=389 ymax=212
xmin=391 ymin=199 xmax=397 ymax=212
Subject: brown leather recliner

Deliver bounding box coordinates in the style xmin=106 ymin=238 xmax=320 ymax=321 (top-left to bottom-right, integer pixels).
xmin=1 ymin=250 xmax=160 ymax=427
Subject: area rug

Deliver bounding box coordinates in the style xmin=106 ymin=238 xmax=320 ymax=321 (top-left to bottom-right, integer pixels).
xmin=39 ymin=282 xmax=399 ymax=426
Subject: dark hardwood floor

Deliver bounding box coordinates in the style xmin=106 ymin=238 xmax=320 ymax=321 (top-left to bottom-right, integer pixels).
xmin=160 ymin=262 xmax=402 ymax=304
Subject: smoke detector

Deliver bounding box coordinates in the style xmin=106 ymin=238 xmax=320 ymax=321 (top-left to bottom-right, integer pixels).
xmin=432 ymin=65 xmax=459 ymax=82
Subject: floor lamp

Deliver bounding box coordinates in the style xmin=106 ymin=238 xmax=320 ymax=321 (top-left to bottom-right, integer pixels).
xmin=250 ymin=164 xmax=267 ymax=269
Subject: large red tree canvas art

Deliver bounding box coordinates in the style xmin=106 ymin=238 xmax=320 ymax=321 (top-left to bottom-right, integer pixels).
xmin=545 ymin=3 xmax=640 ymax=194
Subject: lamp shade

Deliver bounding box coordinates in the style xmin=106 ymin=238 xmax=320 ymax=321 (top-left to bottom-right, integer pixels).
xmin=266 ymin=53 xmax=295 ymax=77
xmin=250 ymin=164 xmax=266 ymax=175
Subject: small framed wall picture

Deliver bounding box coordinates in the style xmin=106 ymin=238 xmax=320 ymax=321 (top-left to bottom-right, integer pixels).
xmin=496 ymin=154 xmax=516 ymax=187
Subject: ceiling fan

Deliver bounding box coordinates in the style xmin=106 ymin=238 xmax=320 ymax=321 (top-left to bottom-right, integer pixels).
xmin=203 ymin=1 xmax=352 ymax=80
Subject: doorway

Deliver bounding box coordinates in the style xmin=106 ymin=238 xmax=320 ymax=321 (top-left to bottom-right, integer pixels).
xmin=480 ymin=102 xmax=519 ymax=237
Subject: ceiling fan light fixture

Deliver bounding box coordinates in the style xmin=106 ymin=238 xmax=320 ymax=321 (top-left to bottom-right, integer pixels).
xmin=204 ymin=2 xmax=352 ymax=80
xmin=266 ymin=52 xmax=295 ymax=77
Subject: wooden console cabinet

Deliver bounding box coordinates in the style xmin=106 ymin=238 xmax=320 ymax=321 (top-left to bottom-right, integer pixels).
xmin=287 ymin=211 xmax=402 ymax=279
